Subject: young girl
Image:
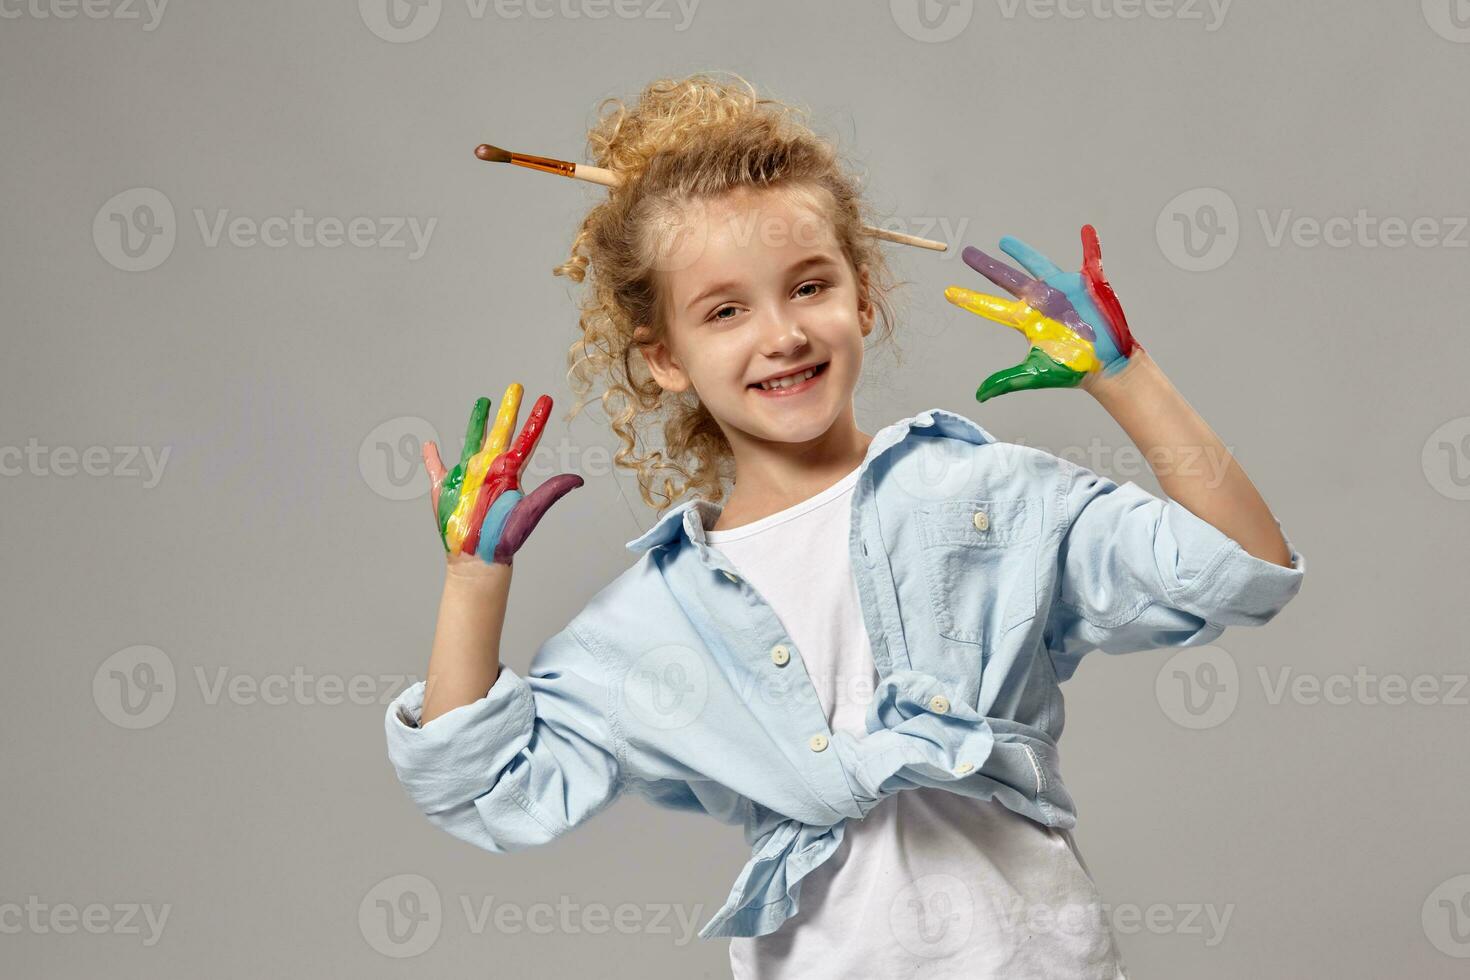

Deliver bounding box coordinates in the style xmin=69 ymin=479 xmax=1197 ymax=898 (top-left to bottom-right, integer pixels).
xmin=385 ymin=74 xmax=1305 ymax=978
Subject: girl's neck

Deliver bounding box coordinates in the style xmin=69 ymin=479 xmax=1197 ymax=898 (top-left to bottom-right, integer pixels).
xmin=711 ymin=406 xmax=873 ymax=532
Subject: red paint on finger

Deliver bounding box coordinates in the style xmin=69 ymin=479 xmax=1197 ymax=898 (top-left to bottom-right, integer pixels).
xmin=1080 ymin=225 xmax=1137 ymax=358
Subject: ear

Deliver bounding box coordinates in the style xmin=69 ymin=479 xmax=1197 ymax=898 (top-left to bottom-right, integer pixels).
xmin=637 ymin=328 xmax=692 ymax=393
xmin=856 ymin=264 xmax=876 ymax=338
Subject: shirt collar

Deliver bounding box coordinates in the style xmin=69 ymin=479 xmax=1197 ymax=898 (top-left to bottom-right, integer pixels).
xmin=623 ymin=407 xmax=996 ymax=554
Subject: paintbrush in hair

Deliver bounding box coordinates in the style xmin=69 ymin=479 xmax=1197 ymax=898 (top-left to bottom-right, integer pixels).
xmin=474 ymin=142 xmax=948 ymax=252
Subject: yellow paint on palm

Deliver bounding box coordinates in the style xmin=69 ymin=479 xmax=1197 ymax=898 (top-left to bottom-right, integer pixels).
xmin=944 ymin=287 xmax=1102 ymax=375
xmin=445 ymin=384 xmax=525 ymax=553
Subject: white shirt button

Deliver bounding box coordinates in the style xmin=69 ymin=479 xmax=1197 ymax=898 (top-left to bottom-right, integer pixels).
xmin=954 ymin=761 xmax=974 ymax=775
xmin=972 ymin=510 xmax=990 ymax=532
xmin=722 ymin=570 xmax=740 ymax=583
xmin=770 ymin=644 xmax=790 ymax=666
xmin=929 ymin=695 xmax=950 ymax=714
xmin=808 ymin=733 xmax=829 ymax=752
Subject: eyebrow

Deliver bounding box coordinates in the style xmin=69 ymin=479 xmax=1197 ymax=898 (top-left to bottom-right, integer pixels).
xmin=683 ymin=253 xmax=841 ymax=314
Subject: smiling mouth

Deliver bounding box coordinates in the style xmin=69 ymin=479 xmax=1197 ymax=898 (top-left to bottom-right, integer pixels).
xmin=749 ymin=361 xmax=829 ymax=391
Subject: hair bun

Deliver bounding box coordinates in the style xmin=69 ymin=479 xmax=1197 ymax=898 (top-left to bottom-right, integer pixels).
xmin=586 ymin=73 xmax=799 ymax=182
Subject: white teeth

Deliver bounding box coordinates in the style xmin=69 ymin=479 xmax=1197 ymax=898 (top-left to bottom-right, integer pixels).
xmin=759 ymin=366 xmax=818 ymax=390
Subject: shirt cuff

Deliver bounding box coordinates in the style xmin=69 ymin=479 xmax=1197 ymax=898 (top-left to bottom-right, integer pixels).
xmin=383 ymin=664 xmax=535 ymax=815
xmin=1165 ymin=506 xmax=1306 ymax=626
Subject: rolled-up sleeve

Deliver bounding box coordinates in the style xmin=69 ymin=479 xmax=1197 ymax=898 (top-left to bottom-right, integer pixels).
xmin=1044 ymin=458 xmax=1306 ymax=681
xmin=384 ymin=622 xmax=624 ymax=853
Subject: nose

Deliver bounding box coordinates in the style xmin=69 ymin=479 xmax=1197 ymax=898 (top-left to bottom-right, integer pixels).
xmin=756 ymin=307 xmax=808 ymax=358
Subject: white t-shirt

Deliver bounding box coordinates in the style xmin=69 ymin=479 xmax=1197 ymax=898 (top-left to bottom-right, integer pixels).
xmin=705 ymin=464 xmax=1128 ymax=980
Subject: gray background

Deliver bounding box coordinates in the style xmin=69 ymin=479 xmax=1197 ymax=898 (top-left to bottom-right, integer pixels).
xmin=3 ymin=0 xmax=1468 ymax=976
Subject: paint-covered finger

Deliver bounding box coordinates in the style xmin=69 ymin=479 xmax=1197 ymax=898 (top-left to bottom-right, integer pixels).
xmin=436 ymin=466 xmax=464 ymax=549
xmin=963 ymin=245 xmax=1086 ymax=338
xmin=446 ymin=438 xmax=503 ymax=551
xmin=491 ymin=473 xmax=584 ymax=565
xmin=500 ymin=393 xmax=555 ymax=481
xmin=944 ymin=286 xmax=1030 ymax=331
xmin=1080 ymin=224 xmax=1137 ymax=358
xmin=963 ymin=246 xmax=1036 ymax=299
xmin=423 ymin=441 xmax=447 ymax=515
xmin=474 ymin=489 xmax=523 ymax=564
xmin=459 ymin=396 xmax=492 ymax=469
xmin=998 ymin=235 xmax=1064 ymax=282
xmin=484 ymin=382 xmax=524 ymax=460
xmin=976 ymin=347 xmax=1088 ymax=403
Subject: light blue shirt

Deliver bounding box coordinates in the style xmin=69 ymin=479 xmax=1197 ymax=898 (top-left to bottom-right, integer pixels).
xmin=384 ymin=407 xmax=1306 ymax=940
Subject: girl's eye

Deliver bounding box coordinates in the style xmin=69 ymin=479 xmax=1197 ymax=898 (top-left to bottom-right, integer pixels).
xmin=706 ymin=282 xmax=826 ymax=322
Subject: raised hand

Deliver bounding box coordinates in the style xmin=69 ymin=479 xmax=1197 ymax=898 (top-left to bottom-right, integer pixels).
xmin=944 ymin=224 xmax=1141 ymax=402
xmin=422 ymin=382 xmax=583 ymax=565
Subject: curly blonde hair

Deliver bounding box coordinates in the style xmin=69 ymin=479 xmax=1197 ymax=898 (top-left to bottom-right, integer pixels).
xmin=554 ymin=72 xmax=905 ymax=514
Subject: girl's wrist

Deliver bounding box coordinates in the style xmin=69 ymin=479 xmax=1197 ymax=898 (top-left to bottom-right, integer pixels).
xmin=444 ymin=555 xmax=513 ymax=591
xmin=1081 ymin=346 xmax=1160 ymax=411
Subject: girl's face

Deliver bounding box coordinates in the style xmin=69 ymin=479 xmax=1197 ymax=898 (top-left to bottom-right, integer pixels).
xmin=641 ymin=186 xmax=874 ymax=449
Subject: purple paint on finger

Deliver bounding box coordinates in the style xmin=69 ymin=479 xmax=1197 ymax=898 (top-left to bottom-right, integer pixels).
xmin=961 ymin=246 xmax=1096 ymax=342
xmin=492 ymin=472 xmax=586 ymax=564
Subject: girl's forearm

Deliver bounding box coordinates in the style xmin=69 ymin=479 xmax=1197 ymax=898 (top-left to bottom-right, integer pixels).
xmin=419 ymin=562 xmax=513 ymax=725
xmin=1083 ymin=348 xmax=1293 ymax=568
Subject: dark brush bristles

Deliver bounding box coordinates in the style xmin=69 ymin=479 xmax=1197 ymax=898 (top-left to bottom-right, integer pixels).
xmin=474 ymin=144 xmax=513 ymax=163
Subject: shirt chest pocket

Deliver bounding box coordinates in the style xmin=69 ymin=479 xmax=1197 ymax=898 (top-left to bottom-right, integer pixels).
xmin=915 ymin=497 xmax=1040 ymax=643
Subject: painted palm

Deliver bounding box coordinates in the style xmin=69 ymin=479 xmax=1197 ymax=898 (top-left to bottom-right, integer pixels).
xmin=945 ymin=224 xmax=1141 ymax=402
